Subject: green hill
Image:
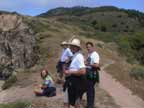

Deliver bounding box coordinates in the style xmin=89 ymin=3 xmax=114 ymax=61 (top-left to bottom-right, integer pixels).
xmin=39 ymin=6 xmax=144 ymax=32
xmin=0 ymin=6 xmax=144 ymax=102
xmin=35 ymin=6 xmax=144 ymax=99
xmin=38 ymin=6 xmax=144 ymax=65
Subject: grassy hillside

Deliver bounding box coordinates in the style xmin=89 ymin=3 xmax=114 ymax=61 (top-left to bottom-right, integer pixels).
xmin=1 ymin=6 xmax=144 ymax=102
xmin=0 ymin=101 xmax=30 ymax=108
xmin=30 ymin=6 xmax=144 ymax=99
xmin=39 ymin=6 xmax=144 ymax=32
xmin=39 ymin=6 xmax=144 ymax=65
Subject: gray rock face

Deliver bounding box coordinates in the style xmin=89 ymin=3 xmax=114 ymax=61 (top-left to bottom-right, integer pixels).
xmin=0 ymin=14 xmax=38 ymax=78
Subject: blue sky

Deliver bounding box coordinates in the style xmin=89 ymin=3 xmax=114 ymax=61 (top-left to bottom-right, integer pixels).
xmin=0 ymin=0 xmax=144 ymax=16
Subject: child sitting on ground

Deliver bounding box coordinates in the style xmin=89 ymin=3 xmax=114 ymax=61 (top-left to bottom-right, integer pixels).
xmin=34 ymin=69 xmax=56 ymax=97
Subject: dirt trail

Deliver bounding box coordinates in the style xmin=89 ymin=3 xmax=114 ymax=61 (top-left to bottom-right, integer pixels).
xmin=0 ymin=81 xmax=34 ymax=103
xmin=0 ymin=81 xmax=4 ymax=102
xmin=0 ymin=60 xmax=144 ymax=108
xmin=100 ymin=60 xmax=144 ymax=108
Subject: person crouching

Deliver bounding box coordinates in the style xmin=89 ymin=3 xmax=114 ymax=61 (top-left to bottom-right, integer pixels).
xmin=34 ymin=69 xmax=56 ymax=97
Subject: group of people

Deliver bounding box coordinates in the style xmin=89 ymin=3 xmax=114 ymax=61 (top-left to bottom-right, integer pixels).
xmin=33 ymin=38 xmax=100 ymax=108
xmin=57 ymin=38 xmax=100 ymax=108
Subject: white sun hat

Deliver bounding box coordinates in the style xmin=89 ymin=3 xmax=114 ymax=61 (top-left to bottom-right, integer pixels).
xmin=69 ymin=38 xmax=81 ymax=48
xmin=61 ymin=41 xmax=68 ymax=46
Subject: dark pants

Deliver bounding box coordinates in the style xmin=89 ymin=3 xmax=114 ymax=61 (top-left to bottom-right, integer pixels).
xmin=63 ymin=75 xmax=87 ymax=106
xmin=56 ymin=61 xmax=65 ymax=73
xmin=87 ymin=79 xmax=96 ymax=108
xmin=43 ymin=87 xmax=56 ymax=97
xmin=56 ymin=61 xmax=65 ymax=78
xmin=36 ymin=87 xmax=56 ymax=97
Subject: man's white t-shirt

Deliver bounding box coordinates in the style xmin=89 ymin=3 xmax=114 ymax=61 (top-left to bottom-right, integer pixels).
xmin=88 ymin=51 xmax=100 ymax=65
xmin=69 ymin=52 xmax=85 ymax=71
xmin=60 ymin=48 xmax=73 ymax=62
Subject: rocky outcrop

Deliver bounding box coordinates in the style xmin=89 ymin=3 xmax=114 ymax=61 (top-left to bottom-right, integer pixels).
xmin=0 ymin=13 xmax=38 ymax=79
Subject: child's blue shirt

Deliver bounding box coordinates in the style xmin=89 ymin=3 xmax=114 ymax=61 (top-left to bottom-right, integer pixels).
xmin=43 ymin=75 xmax=54 ymax=88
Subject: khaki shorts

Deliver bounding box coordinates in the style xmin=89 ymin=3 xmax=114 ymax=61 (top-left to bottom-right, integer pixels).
xmin=63 ymin=89 xmax=69 ymax=103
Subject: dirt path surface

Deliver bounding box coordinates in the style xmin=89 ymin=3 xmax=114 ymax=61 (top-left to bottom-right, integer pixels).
xmin=100 ymin=60 xmax=144 ymax=108
xmin=0 ymin=79 xmax=119 ymax=108
xmin=0 ymin=81 xmax=4 ymax=102
xmin=0 ymin=60 xmax=144 ymax=108
xmin=30 ymin=86 xmax=120 ymax=108
xmin=100 ymin=71 xmax=144 ymax=108
xmin=0 ymin=69 xmax=119 ymax=108
xmin=0 ymin=81 xmax=34 ymax=103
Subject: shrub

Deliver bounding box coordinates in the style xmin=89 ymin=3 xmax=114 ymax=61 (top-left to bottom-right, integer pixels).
xmin=129 ymin=32 xmax=144 ymax=64
xmin=0 ymin=64 xmax=13 ymax=80
xmin=0 ymin=101 xmax=31 ymax=108
xmin=112 ymin=24 xmax=117 ymax=28
xmin=94 ymin=26 xmax=99 ymax=30
xmin=101 ymin=25 xmax=107 ymax=32
xmin=123 ymin=29 xmax=128 ymax=32
xmin=101 ymin=13 xmax=104 ymax=16
xmin=126 ymin=25 xmax=129 ymax=29
xmin=129 ymin=66 xmax=144 ymax=80
xmin=96 ymin=43 xmax=103 ymax=48
xmin=134 ymin=48 xmax=144 ymax=64
xmin=129 ymin=29 xmax=134 ymax=32
xmin=120 ymin=22 xmax=124 ymax=25
xmin=2 ymin=72 xmax=17 ymax=90
xmin=117 ymin=15 xmax=122 ymax=18
xmin=91 ymin=20 xmax=97 ymax=26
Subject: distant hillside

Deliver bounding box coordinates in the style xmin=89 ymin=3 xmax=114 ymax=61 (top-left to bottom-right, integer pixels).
xmin=0 ymin=7 xmax=144 ymax=101
xmin=39 ymin=6 xmax=120 ymax=16
xmin=0 ymin=11 xmax=19 ymax=15
xmin=38 ymin=6 xmax=144 ymax=64
xmin=39 ymin=6 xmax=144 ymax=32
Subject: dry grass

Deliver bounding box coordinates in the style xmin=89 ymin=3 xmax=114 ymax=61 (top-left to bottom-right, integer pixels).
xmin=104 ymin=49 xmax=144 ymax=100
xmin=31 ymin=86 xmax=120 ymax=108
xmin=81 ymin=36 xmax=144 ymax=100
xmin=1 ymin=11 xmax=144 ymax=108
xmin=35 ymin=19 xmax=144 ymax=101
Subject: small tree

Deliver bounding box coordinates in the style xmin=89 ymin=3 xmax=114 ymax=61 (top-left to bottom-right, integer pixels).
xmin=129 ymin=66 xmax=144 ymax=80
xmin=91 ymin=20 xmax=97 ymax=26
xmin=112 ymin=24 xmax=117 ymax=28
xmin=101 ymin=25 xmax=107 ymax=32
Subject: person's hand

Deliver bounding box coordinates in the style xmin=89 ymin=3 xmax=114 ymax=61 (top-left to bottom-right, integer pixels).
xmin=85 ymin=61 xmax=90 ymax=66
xmin=34 ymin=84 xmax=40 ymax=87
xmin=84 ymin=60 xmax=87 ymax=65
xmin=85 ymin=63 xmax=90 ymax=66
xmin=65 ymin=58 xmax=70 ymax=63
xmin=64 ymin=70 xmax=70 ymax=75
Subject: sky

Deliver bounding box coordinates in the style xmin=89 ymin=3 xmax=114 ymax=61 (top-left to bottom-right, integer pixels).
xmin=0 ymin=0 xmax=144 ymax=16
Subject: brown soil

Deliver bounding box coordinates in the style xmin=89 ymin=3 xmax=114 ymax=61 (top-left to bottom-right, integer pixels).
xmin=0 ymin=37 xmax=144 ymax=108
xmin=0 ymin=62 xmax=120 ymax=108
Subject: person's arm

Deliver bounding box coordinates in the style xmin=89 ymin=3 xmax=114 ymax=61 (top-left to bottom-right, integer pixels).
xmin=41 ymin=80 xmax=50 ymax=89
xmin=64 ymin=68 xmax=86 ymax=76
xmin=87 ymin=63 xmax=99 ymax=68
xmin=41 ymin=85 xmax=47 ymax=89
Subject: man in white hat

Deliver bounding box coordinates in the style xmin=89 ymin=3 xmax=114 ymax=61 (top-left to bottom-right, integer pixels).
xmin=63 ymin=38 xmax=87 ymax=108
xmin=56 ymin=41 xmax=73 ymax=83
